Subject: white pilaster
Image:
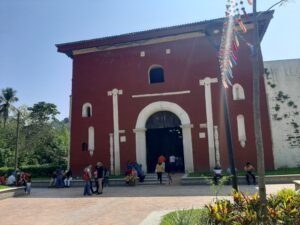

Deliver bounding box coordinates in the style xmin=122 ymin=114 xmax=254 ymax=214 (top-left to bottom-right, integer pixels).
xmin=200 ymin=77 xmax=218 ymax=168
xmin=108 ymin=88 xmax=123 ymax=175
xmin=180 ymin=124 xmax=194 ymax=173
xmin=133 ymin=128 xmax=147 ymax=171
xmin=109 ymin=133 xmax=114 ymax=175
xmin=214 ymin=125 xmax=220 ymax=166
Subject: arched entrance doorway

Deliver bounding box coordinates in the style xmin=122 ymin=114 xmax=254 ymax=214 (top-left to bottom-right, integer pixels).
xmin=146 ymin=111 xmax=184 ymax=172
xmin=134 ymin=101 xmax=194 ymax=173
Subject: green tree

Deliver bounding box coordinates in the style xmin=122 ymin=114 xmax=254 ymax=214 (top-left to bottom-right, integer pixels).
xmin=0 ymin=87 xmax=19 ymax=128
xmin=28 ymin=101 xmax=59 ymax=124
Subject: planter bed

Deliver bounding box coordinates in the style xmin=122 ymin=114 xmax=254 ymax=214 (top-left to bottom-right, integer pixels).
xmin=0 ymin=186 xmax=26 ymax=200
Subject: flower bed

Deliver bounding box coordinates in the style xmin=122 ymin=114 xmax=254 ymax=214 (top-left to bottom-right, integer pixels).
xmin=160 ymin=189 xmax=300 ymax=225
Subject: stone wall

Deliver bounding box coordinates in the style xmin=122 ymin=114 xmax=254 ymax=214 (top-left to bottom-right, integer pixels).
xmin=264 ymin=59 xmax=300 ymax=168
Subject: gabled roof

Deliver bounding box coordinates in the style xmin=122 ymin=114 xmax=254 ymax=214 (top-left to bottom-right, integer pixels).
xmin=56 ymin=11 xmax=274 ymax=58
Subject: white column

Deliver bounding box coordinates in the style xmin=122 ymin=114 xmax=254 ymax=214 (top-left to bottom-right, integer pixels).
xmin=109 ymin=133 xmax=114 ymax=175
xmin=180 ymin=124 xmax=194 ymax=173
xmin=108 ymin=88 xmax=123 ymax=175
xmin=214 ymin=125 xmax=220 ymax=166
xmin=200 ymin=77 xmax=218 ymax=168
xmin=133 ymin=128 xmax=147 ymax=172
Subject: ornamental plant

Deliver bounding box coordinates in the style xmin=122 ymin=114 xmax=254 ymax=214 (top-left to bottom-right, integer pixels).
xmin=124 ymin=173 xmax=137 ymax=185
xmin=206 ymin=189 xmax=300 ymax=225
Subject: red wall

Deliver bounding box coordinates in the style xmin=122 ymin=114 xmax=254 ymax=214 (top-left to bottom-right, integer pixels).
xmin=69 ymin=34 xmax=274 ymax=175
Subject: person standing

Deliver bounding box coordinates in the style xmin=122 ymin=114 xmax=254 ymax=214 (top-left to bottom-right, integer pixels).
xmin=82 ymin=166 xmax=92 ymax=196
xmin=158 ymin=155 xmax=166 ymax=171
xmin=155 ymin=162 xmax=164 ymax=184
xmin=244 ymin=162 xmax=256 ymax=185
xmin=95 ymin=162 xmax=104 ymax=194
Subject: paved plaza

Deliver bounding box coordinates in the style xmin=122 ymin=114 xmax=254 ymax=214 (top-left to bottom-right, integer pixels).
xmin=0 ymin=183 xmax=295 ymax=225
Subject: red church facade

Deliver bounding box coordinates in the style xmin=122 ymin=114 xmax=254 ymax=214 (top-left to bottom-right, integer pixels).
xmin=57 ymin=12 xmax=274 ymax=175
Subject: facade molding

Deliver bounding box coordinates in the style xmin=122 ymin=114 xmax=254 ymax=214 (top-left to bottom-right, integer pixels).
xmin=73 ymin=32 xmax=205 ymax=56
xmin=71 ymin=24 xmax=255 ymax=56
xmin=132 ymin=90 xmax=191 ymax=98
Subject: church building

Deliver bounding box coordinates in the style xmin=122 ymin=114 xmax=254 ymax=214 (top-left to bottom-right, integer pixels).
xmin=57 ymin=11 xmax=275 ymax=175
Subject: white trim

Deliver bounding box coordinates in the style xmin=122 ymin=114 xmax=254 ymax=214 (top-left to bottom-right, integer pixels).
xmin=72 ymin=24 xmax=254 ymax=56
xmin=237 ymin=114 xmax=247 ymax=148
xmin=199 ymin=77 xmax=218 ymax=168
xmin=214 ymin=126 xmax=220 ymax=166
xmin=88 ymin=126 xmax=95 ymax=156
xmin=120 ymin=136 xmax=126 ymax=142
xmin=199 ymin=132 xmax=206 ymax=138
xmin=73 ymin=32 xmax=205 ymax=55
xmin=132 ymin=90 xmax=191 ymax=98
xmin=82 ymin=102 xmax=92 ymax=117
xmin=199 ymin=123 xmax=207 ymax=128
xmin=232 ymin=83 xmax=245 ymax=100
xmin=68 ymin=95 xmax=72 ymax=170
xmin=134 ymin=101 xmax=194 ymax=173
xmin=109 ymin=133 xmax=114 ymax=175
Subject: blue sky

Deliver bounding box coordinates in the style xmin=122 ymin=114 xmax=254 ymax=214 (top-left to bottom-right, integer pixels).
xmin=0 ymin=0 xmax=299 ymax=120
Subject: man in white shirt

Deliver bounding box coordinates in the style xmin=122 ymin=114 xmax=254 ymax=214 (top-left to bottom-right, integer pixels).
xmin=6 ymin=174 xmax=16 ymax=186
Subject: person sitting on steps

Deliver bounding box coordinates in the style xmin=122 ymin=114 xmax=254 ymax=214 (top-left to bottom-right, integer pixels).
xmin=213 ymin=165 xmax=222 ymax=185
xmin=244 ymin=162 xmax=256 ymax=185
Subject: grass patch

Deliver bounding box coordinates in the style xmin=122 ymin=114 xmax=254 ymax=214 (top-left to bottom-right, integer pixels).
xmin=0 ymin=185 xmax=9 ymax=190
xmin=160 ymin=209 xmax=209 ymax=225
xmin=265 ymin=167 xmax=300 ymax=175
xmin=189 ymin=167 xmax=300 ymax=177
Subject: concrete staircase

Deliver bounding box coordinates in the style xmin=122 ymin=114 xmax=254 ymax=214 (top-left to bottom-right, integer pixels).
xmin=137 ymin=173 xmax=169 ymax=185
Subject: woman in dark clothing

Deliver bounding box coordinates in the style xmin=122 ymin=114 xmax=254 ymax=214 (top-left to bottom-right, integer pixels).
xmin=95 ymin=162 xmax=104 ymax=194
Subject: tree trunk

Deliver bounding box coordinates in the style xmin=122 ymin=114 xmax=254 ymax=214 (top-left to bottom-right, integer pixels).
xmin=252 ymin=0 xmax=267 ymax=215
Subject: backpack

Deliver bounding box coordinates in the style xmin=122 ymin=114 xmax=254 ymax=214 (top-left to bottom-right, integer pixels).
xmin=82 ymin=171 xmax=90 ymax=181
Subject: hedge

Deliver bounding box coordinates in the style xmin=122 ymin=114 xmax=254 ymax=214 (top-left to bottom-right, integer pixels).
xmin=0 ymin=164 xmax=67 ymax=178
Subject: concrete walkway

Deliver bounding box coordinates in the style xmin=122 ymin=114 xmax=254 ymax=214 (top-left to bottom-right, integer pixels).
xmin=0 ymin=183 xmax=294 ymax=225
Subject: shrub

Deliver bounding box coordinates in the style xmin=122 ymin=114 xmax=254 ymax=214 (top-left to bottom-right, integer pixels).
xmin=0 ymin=163 xmax=67 ymax=178
xmin=206 ymin=189 xmax=300 ymax=225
